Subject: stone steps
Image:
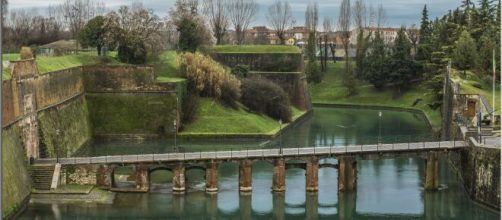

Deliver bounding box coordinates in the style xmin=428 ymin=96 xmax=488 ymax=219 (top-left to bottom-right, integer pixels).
xmin=30 ymin=165 xmax=55 ymax=190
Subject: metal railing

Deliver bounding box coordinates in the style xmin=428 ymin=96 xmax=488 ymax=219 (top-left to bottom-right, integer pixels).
xmin=34 ymin=139 xmax=466 ymax=165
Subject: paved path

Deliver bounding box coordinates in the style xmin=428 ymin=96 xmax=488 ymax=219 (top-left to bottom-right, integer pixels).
xmin=34 ymin=141 xmax=466 ymax=165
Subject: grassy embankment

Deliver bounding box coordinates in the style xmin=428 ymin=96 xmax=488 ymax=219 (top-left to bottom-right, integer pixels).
xmin=210 ymin=45 xmax=301 ymax=53
xmin=450 ymin=69 xmax=500 ymax=113
xmin=310 ymin=62 xmax=442 ymax=129
xmin=179 ymin=98 xmax=304 ymax=137
xmin=174 ymin=45 xmax=306 ymax=136
xmin=2 ymin=52 xmax=122 ymax=79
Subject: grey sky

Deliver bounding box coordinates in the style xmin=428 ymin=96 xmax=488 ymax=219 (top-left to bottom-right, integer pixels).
xmin=7 ymin=0 xmax=459 ymax=28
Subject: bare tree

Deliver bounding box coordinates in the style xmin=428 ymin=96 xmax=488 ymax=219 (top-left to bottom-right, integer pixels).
xmin=62 ymin=0 xmax=105 ymax=50
xmin=267 ymin=0 xmax=294 ymax=45
xmin=407 ymin=24 xmax=419 ymax=59
xmin=305 ymin=3 xmax=318 ymax=32
xmin=323 ymin=16 xmax=336 ymax=63
xmin=8 ymin=9 xmax=35 ymax=47
xmin=203 ymin=0 xmax=229 ymax=44
xmin=353 ymin=0 xmax=368 ymax=78
xmin=227 ymin=0 xmax=258 ymax=44
xmin=338 ymin=0 xmax=351 ymax=70
xmin=352 ymin=0 xmax=366 ymax=29
xmin=376 ymin=4 xmax=386 ymax=29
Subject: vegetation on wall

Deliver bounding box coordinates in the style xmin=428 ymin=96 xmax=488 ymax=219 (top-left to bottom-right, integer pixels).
xmin=179 ymin=52 xmax=241 ymax=104
xmin=241 ymin=78 xmax=292 ymax=122
xmin=38 ymin=96 xmax=92 ymax=157
xmin=2 ymin=126 xmax=31 ymax=219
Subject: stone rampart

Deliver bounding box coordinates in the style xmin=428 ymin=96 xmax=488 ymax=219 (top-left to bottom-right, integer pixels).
xmin=248 ymin=71 xmax=311 ymax=110
xmin=211 ymin=53 xmax=303 ymax=72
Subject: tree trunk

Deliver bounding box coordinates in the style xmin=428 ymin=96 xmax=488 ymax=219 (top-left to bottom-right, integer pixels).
xmin=97 ymin=45 xmax=102 ymax=56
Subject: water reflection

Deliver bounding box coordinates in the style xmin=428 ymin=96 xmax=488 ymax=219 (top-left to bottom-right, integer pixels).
xmin=20 ymin=107 xmax=499 ymax=219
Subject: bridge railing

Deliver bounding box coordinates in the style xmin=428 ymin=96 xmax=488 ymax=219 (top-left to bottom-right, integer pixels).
xmin=34 ymin=139 xmax=466 ymax=165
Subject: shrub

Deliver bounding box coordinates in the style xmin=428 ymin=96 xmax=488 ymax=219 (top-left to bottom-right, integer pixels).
xmin=179 ymin=52 xmax=241 ymax=103
xmin=220 ymin=81 xmax=240 ymax=109
xmin=181 ymin=93 xmax=199 ymax=125
xmin=231 ymin=65 xmax=249 ymax=78
xmin=20 ymin=47 xmax=33 ymax=59
xmin=306 ymin=60 xmax=323 ymax=83
xmin=241 ymin=78 xmax=292 ymax=122
xmin=118 ymin=41 xmax=147 ymax=64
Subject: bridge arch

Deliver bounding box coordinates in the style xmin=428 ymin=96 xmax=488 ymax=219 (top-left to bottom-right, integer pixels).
xmin=149 ymin=166 xmax=173 ymax=190
xmin=111 ymin=165 xmax=136 ymax=189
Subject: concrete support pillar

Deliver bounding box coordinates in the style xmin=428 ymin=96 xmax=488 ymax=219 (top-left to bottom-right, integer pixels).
xmin=173 ymin=163 xmax=186 ymax=193
xmin=205 ymin=161 xmax=218 ymax=192
xmin=239 ymin=159 xmax=253 ymax=192
xmin=135 ymin=165 xmax=149 ymax=191
xmin=273 ymin=192 xmax=285 ymax=220
xmin=306 ymin=192 xmax=319 ymax=219
xmin=424 ymin=151 xmax=439 ymax=190
xmin=273 ymin=158 xmax=286 ymax=192
xmin=96 ymin=165 xmax=113 ymax=188
xmin=338 ymin=156 xmax=357 ymax=191
xmin=239 ymin=193 xmax=252 ymax=220
xmin=306 ymin=156 xmax=319 ymax=192
xmin=338 ymin=192 xmax=356 ymax=220
xmin=205 ymin=193 xmax=218 ymax=220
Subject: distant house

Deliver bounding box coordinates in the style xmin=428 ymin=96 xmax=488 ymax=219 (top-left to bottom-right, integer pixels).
xmin=38 ymin=40 xmax=81 ymax=56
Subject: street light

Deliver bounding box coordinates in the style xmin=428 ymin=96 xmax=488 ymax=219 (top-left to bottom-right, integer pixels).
xmin=55 ymin=129 xmax=60 ymax=163
xmin=173 ymin=120 xmax=177 ymax=152
xmin=378 ymin=111 xmax=382 ymax=145
xmin=279 ymin=119 xmax=283 ymax=155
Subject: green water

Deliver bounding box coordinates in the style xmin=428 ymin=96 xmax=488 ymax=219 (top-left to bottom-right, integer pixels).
xmin=19 ymin=107 xmax=499 ymax=219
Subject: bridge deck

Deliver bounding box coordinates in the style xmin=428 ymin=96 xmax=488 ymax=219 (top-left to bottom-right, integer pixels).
xmin=35 ymin=141 xmax=466 ymax=165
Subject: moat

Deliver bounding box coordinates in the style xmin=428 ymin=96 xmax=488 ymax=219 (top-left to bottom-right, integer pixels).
xmin=18 ymin=107 xmax=499 ymax=219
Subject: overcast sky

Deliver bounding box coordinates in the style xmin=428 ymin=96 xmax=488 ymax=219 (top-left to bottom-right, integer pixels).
xmin=7 ymin=0 xmax=460 ymax=28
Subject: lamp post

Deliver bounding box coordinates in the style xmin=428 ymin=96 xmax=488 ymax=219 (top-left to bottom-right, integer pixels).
xmin=279 ymin=119 xmax=283 ymax=155
xmin=378 ymin=111 xmax=382 ymax=145
xmin=173 ymin=120 xmax=177 ymax=152
xmin=55 ymin=129 xmax=60 ymax=163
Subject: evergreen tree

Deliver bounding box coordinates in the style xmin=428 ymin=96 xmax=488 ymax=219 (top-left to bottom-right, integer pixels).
xmin=453 ymin=30 xmax=478 ymax=70
xmin=476 ymin=31 xmax=496 ymax=74
xmin=416 ymin=5 xmax=432 ymax=61
xmin=364 ymin=32 xmax=388 ymax=89
xmin=386 ymin=27 xmax=421 ymax=95
xmin=305 ymin=31 xmax=322 ymax=83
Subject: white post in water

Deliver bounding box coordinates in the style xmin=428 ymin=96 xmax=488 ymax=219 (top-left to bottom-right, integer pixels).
xmin=492 ymin=49 xmax=496 ymax=124
xmin=378 ymin=111 xmax=382 ymax=145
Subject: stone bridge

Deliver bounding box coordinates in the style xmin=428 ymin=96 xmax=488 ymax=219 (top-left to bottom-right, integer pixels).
xmin=35 ymin=140 xmax=466 ymax=193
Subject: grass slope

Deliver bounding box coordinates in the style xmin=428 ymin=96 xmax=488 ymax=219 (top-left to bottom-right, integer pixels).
xmin=153 ymin=51 xmax=185 ymax=82
xmin=180 ymin=98 xmax=305 ymax=136
xmin=2 ymin=52 xmax=122 ymax=79
xmin=451 ymin=69 xmax=500 ymax=113
xmin=211 ymin=45 xmax=301 ymax=54
xmin=310 ymin=62 xmax=441 ymax=129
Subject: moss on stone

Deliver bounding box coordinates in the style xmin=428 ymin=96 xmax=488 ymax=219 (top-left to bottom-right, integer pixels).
xmin=86 ymin=93 xmax=178 ymax=136
xmin=38 ymin=96 xmax=92 ymax=157
xmin=2 ymin=126 xmax=31 ymax=219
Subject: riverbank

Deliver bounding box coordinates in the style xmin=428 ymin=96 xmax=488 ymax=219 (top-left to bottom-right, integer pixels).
xmin=30 ymin=186 xmax=115 ymax=205
xmin=179 ymin=98 xmax=310 ymax=138
xmin=309 ymin=62 xmax=441 ymax=130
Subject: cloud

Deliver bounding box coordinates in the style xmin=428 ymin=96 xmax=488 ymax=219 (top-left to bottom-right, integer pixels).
xmin=8 ymin=0 xmax=458 ymax=27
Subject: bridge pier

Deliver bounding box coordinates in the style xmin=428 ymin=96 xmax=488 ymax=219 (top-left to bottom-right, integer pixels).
xmin=306 ymin=156 xmax=319 ymax=192
xmin=239 ymin=159 xmax=253 ymax=192
xmin=205 ymin=161 xmax=218 ymax=192
xmin=306 ymin=192 xmax=319 ymax=218
xmin=338 ymin=156 xmax=357 ymax=191
xmin=135 ymin=165 xmax=149 ymax=191
xmin=96 ymin=165 xmax=113 ymax=188
xmin=273 ymin=192 xmax=285 ymax=220
xmin=173 ymin=163 xmax=186 ymax=193
xmin=273 ymin=158 xmax=286 ymax=192
xmin=424 ymin=151 xmax=439 ymax=190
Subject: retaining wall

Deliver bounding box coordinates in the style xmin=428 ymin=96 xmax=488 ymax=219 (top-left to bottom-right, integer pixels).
xmin=211 ymin=53 xmax=303 ymax=72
